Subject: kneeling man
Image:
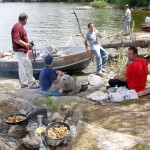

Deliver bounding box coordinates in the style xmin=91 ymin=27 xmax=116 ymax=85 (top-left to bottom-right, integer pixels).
xmin=39 ymin=54 xmax=88 ymax=94
xmin=109 ymin=47 xmax=148 ymax=92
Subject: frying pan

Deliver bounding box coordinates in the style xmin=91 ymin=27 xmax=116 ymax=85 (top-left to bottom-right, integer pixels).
xmin=45 ymin=111 xmax=70 ymax=147
xmin=4 ymin=108 xmax=33 ymax=126
xmin=45 ymin=121 xmax=70 ymax=147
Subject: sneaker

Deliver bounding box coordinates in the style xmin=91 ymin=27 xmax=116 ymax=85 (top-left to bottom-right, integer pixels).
xmin=21 ymin=85 xmax=28 ymax=88
xmin=123 ymin=33 xmax=130 ymax=36
xmin=98 ymin=70 xmax=104 ymax=76
xmin=101 ymin=68 xmax=107 ymax=73
xmin=63 ymin=90 xmax=72 ymax=93
xmin=106 ymin=86 xmax=111 ymax=90
xmin=29 ymin=83 xmax=40 ymax=89
xmin=79 ymin=85 xmax=88 ymax=92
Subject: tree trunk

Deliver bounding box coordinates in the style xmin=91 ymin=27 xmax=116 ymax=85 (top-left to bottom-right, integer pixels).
xmin=108 ymin=52 xmax=150 ymax=60
xmin=102 ymin=40 xmax=150 ymax=49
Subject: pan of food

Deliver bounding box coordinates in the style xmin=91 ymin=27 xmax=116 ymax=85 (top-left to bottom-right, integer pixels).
xmin=45 ymin=111 xmax=70 ymax=147
xmin=4 ymin=108 xmax=33 ymax=126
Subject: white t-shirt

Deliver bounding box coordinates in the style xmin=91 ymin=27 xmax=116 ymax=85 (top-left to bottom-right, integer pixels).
xmin=125 ymin=8 xmax=131 ymax=19
xmin=85 ymin=29 xmax=99 ymax=50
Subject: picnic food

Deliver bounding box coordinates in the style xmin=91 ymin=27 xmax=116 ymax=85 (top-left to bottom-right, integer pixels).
xmin=47 ymin=125 xmax=69 ymax=139
xmin=36 ymin=127 xmax=45 ymax=134
xmin=5 ymin=116 xmax=26 ymax=123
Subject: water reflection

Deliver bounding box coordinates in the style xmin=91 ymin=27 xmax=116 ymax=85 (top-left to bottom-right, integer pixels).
xmin=0 ymin=3 xmax=149 ymax=52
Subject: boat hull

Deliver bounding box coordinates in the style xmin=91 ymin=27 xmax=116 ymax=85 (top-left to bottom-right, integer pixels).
xmin=0 ymin=47 xmax=93 ymax=77
xmin=141 ymin=24 xmax=150 ymax=31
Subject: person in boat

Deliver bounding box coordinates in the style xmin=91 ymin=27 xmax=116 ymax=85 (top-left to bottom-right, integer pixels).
xmin=108 ymin=47 xmax=148 ymax=92
xmin=39 ymin=54 xmax=88 ymax=94
xmin=11 ymin=13 xmax=39 ymax=89
xmin=124 ymin=4 xmax=131 ymax=35
xmin=84 ymin=23 xmax=108 ymax=76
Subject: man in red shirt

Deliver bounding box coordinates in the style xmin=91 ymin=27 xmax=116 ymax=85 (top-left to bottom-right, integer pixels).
xmin=109 ymin=47 xmax=148 ymax=92
xmin=11 ymin=13 xmax=39 ymax=88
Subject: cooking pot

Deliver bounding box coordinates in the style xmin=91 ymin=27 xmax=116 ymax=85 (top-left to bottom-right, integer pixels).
xmin=45 ymin=121 xmax=70 ymax=147
xmin=45 ymin=111 xmax=70 ymax=147
xmin=4 ymin=108 xmax=33 ymax=126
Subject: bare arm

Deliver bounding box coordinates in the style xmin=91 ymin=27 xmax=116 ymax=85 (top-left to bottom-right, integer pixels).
xmin=56 ymin=70 xmax=64 ymax=76
xmin=14 ymin=39 xmax=31 ymax=49
xmin=53 ymin=74 xmax=61 ymax=84
xmin=84 ymin=40 xmax=89 ymax=51
xmin=53 ymin=70 xmax=64 ymax=84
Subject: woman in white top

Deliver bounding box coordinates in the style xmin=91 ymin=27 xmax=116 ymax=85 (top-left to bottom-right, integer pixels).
xmin=124 ymin=4 xmax=131 ymax=35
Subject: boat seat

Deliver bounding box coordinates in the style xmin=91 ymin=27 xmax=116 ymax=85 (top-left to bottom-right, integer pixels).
xmin=36 ymin=88 xmax=62 ymax=96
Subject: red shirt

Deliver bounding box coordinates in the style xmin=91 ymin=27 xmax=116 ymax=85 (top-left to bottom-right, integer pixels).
xmin=125 ymin=58 xmax=148 ymax=92
xmin=11 ymin=23 xmax=28 ymax=53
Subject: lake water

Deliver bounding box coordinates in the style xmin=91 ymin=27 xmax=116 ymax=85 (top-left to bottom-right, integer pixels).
xmin=0 ymin=3 xmax=149 ymax=52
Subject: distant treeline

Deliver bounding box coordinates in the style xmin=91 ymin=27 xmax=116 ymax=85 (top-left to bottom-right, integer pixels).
xmin=108 ymin=0 xmax=150 ymax=8
xmin=2 ymin=0 xmax=150 ymax=8
xmin=2 ymin=0 xmax=91 ymax=2
xmin=3 ymin=0 xmax=92 ymax=2
xmin=91 ymin=0 xmax=150 ymax=8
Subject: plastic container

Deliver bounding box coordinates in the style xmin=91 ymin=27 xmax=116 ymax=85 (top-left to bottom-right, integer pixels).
xmin=114 ymin=85 xmax=118 ymax=92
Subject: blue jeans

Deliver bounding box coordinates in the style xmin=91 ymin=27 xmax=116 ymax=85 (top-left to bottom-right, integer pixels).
xmin=91 ymin=45 xmax=108 ymax=72
xmin=124 ymin=19 xmax=131 ymax=34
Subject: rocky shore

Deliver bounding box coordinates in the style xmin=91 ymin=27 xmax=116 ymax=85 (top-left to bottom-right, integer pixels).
xmin=0 ymin=32 xmax=150 ymax=149
xmin=0 ymin=58 xmax=150 ymax=149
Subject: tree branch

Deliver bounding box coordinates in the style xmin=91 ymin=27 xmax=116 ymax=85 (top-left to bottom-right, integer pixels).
xmin=72 ymin=11 xmax=85 ymax=39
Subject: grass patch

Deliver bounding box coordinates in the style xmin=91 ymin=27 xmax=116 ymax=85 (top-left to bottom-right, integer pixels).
xmin=45 ymin=95 xmax=57 ymax=112
xmin=130 ymin=144 xmax=150 ymax=150
xmin=131 ymin=102 xmax=143 ymax=109
xmin=72 ymin=75 xmax=77 ymax=82
xmin=110 ymin=47 xmax=127 ymax=75
xmin=90 ymin=0 xmax=109 ymax=8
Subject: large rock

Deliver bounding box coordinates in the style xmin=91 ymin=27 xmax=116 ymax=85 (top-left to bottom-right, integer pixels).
xmin=0 ymin=79 xmax=20 ymax=93
xmin=8 ymin=125 xmax=26 ymax=138
xmin=14 ymin=88 xmax=47 ymax=106
xmin=71 ymin=121 xmax=150 ymax=150
xmin=0 ymin=92 xmax=33 ymax=125
xmin=22 ymin=136 xmax=40 ymax=149
xmin=49 ymin=112 xmax=63 ymax=122
xmin=0 ymin=138 xmax=18 ymax=150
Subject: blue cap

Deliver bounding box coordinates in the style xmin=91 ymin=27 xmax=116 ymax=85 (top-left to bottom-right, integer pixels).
xmin=44 ymin=54 xmax=53 ymax=65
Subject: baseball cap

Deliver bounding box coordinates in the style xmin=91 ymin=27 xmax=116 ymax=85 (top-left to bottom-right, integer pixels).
xmin=124 ymin=4 xmax=129 ymax=8
xmin=44 ymin=54 xmax=53 ymax=65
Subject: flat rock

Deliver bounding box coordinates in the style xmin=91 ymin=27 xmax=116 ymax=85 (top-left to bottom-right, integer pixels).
xmin=0 ymin=138 xmax=18 ymax=150
xmin=22 ymin=136 xmax=40 ymax=149
xmin=8 ymin=125 xmax=26 ymax=138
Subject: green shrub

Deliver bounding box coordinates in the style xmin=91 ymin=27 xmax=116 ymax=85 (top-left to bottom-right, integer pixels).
xmin=90 ymin=0 xmax=109 ymax=8
xmin=110 ymin=47 xmax=127 ymax=75
xmin=110 ymin=0 xmax=150 ymax=8
xmin=45 ymin=95 xmax=57 ymax=112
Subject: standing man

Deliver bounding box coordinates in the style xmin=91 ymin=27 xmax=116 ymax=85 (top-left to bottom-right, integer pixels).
xmin=84 ymin=23 xmax=108 ymax=76
xmin=11 ymin=13 xmax=39 ymax=88
xmin=124 ymin=4 xmax=131 ymax=35
xmin=108 ymin=47 xmax=148 ymax=92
